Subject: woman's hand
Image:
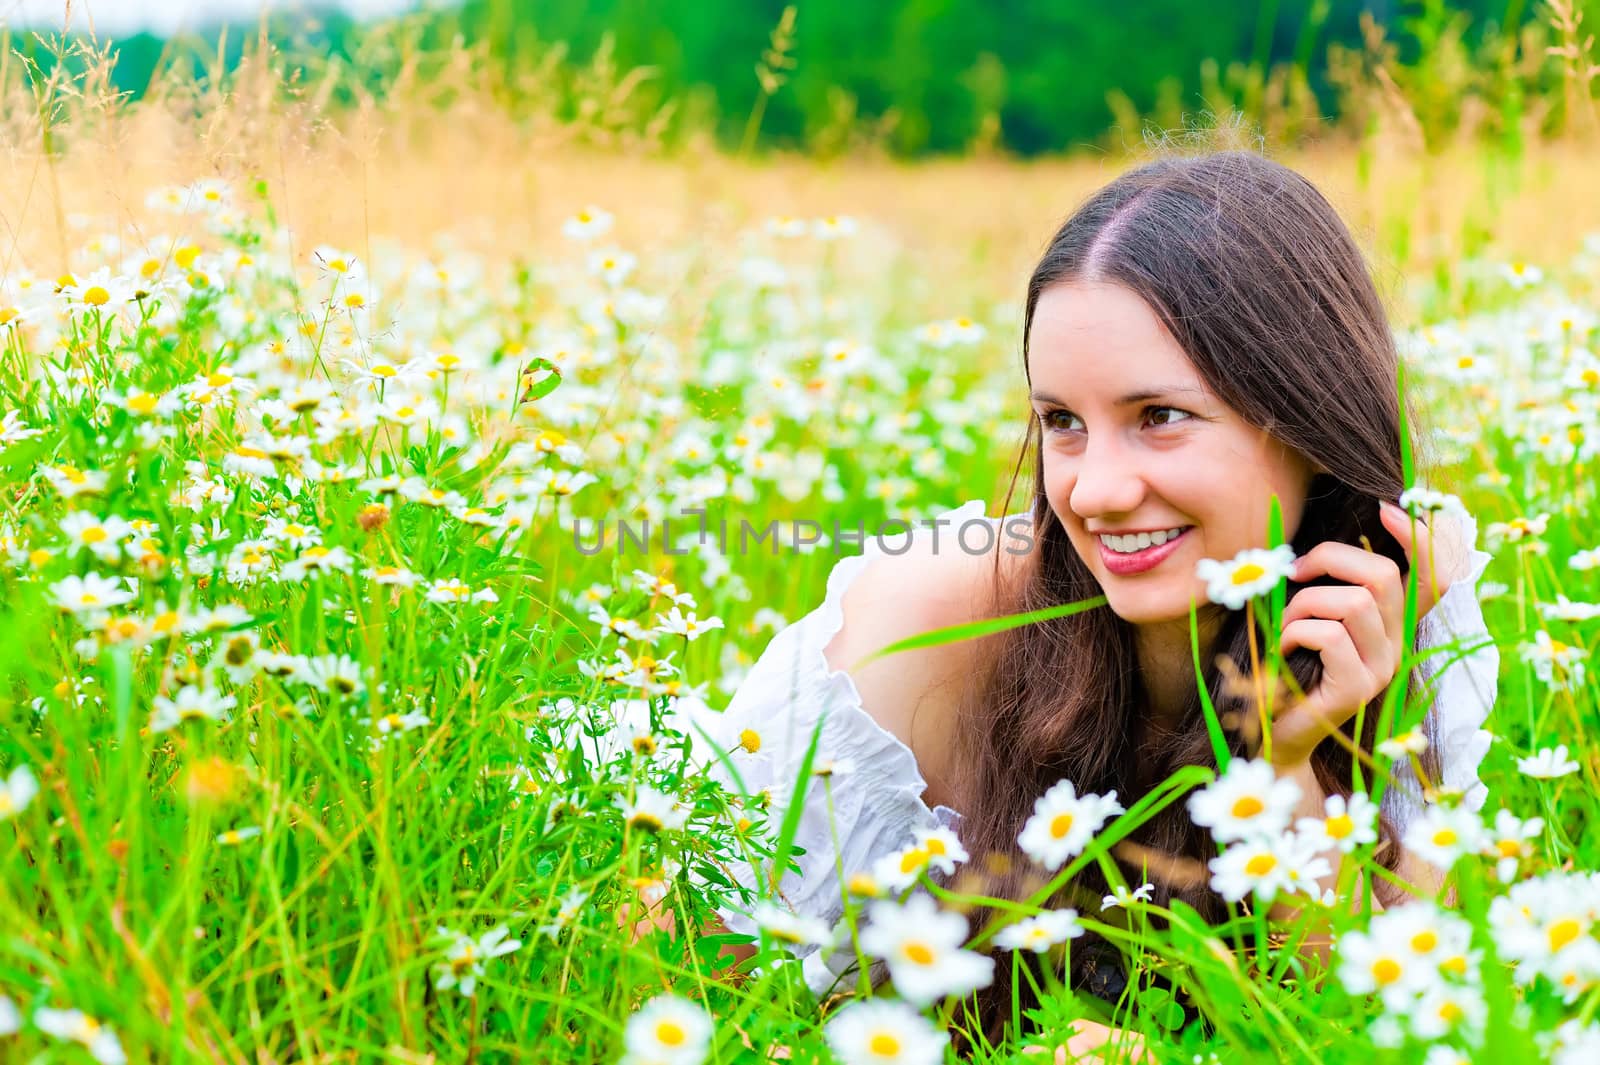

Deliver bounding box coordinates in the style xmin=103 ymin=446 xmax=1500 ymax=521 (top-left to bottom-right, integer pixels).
xmin=1268 ymin=501 xmax=1452 ymax=767
xmin=1019 ymin=1019 xmax=1156 ymax=1063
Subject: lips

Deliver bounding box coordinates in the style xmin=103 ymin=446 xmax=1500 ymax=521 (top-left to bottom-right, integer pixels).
xmin=1097 ymin=526 xmax=1193 ymax=576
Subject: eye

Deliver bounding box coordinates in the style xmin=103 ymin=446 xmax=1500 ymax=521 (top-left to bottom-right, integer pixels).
xmin=1039 ymin=409 xmax=1082 ymax=434
xmin=1145 ymin=406 xmax=1194 ymax=427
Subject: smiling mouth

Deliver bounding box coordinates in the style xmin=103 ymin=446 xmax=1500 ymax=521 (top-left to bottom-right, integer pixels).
xmin=1097 ymin=526 xmax=1191 ymax=554
xmin=1094 ymin=525 xmax=1195 ymax=575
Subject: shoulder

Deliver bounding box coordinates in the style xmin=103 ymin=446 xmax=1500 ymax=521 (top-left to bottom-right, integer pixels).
xmin=822 ymin=513 xmax=1030 ymax=777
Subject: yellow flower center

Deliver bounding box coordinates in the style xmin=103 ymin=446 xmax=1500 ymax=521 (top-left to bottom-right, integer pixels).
xmin=1244 ymin=853 xmax=1277 ymax=877
xmin=1230 ymin=563 xmax=1266 ymax=585
xmin=1049 ymin=812 xmax=1075 ymax=839
xmin=869 ymin=1032 xmax=902 ymax=1056
xmin=1550 ymin=918 xmax=1582 ymax=952
xmin=655 ymin=1020 xmax=686 ymax=1047
xmin=1411 ymin=930 xmax=1437 ymax=953
xmin=1438 ymin=1001 xmax=1463 ymax=1023
xmin=902 ymin=941 xmax=935 ymax=965
xmin=207 ymin=372 xmax=233 ymax=387
xmin=1231 ymin=796 xmax=1264 ymax=819
xmin=1431 ymin=829 xmax=1458 ymax=847
xmin=175 ymin=246 xmax=201 ymax=269
xmin=899 ymin=847 xmax=929 ymax=874
xmin=1326 ymin=814 xmax=1354 ymax=838
xmin=127 ymin=393 xmax=159 ymax=414
xmin=1371 ymin=958 xmax=1402 ymax=985
xmin=84 ymin=285 xmax=110 ymax=306
xmin=738 ymin=728 xmax=761 ymax=753
xmin=80 ymin=526 xmax=108 ymax=544
xmin=1497 ymin=839 xmax=1523 ymax=858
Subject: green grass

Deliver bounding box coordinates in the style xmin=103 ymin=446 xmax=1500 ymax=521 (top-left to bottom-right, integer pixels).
xmin=0 ymin=157 xmax=1597 ymax=1065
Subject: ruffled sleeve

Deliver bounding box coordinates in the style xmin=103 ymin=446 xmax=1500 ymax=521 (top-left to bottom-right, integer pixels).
xmin=1385 ymin=510 xmax=1499 ymax=828
xmin=672 ymin=500 xmax=990 ymax=995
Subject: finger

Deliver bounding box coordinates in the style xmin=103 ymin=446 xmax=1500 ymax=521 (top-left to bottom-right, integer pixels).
xmin=1280 ymin=585 xmax=1397 ymax=679
xmin=1380 ymin=500 xmax=1445 ymax=613
xmin=1279 ymin=617 xmax=1377 ymax=719
xmin=1290 ymin=541 xmax=1406 ymax=639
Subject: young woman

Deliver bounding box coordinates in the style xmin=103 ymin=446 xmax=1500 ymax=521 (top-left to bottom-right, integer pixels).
xmin=657 ymin=150 xmax=1499 ymax=1055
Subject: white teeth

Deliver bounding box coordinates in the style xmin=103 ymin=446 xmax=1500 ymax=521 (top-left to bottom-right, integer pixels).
xmin=1099 ymin=527 xmax=1187 ymax=554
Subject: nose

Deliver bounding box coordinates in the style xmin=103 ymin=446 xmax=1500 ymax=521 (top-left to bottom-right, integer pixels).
xmin=1068 ymin=433 xmax=1148 ymax=522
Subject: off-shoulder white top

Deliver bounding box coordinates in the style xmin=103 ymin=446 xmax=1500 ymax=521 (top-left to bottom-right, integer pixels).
xmin=673 ymin=499 xmax=1498 ymax=996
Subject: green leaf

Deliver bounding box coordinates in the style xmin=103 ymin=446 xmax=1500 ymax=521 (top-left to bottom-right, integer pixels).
xmin=852 ymin=593 xmax=1107 ymax=667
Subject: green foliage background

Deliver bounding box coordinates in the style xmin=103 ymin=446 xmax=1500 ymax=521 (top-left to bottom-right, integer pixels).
xmin=8 ymin=0 xmax=1581 ymax=156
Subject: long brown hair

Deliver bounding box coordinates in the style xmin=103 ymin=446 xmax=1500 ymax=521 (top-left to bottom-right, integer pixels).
xmin=945 ymin=150 xmax=1443 ymax=1050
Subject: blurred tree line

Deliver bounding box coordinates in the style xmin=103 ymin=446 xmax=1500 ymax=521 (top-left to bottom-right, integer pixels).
xmin=9 ymin=0 xmax=1590 ymax=155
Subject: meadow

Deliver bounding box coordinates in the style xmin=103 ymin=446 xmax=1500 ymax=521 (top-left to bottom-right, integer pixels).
xmin=1 ymin=21 xmax=1600 ymax=1065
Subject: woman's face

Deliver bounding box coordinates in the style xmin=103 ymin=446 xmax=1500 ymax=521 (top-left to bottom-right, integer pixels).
xmin=1027 ymin=281 xmax=1317 ymax=626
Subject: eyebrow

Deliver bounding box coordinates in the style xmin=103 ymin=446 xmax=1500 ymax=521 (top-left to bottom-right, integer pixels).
xmin=1029 ymin=386 xmax=1206 ymax=407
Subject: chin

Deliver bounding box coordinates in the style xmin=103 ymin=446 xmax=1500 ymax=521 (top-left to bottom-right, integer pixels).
xmin=1103 ymin=597 xmax=1190 ymax=627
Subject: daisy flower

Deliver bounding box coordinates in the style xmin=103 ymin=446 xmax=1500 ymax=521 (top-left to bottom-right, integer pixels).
xmin=34 ymin=1007 xmax=126 ymax=1064
xmin=1101 ymin=882 xmax=1155 ymax=910
xmin=993 ymin=908 xmax=1085 ymax=954
xmin=813 ymin=214 xmax=860 ymax=240
xmin=1016 ymin=779 xmax=1124 ymax=871
xmin=1187 ymin=757 xmax=1301 ymax=844
xmin=1195 ymin=544 xmax=1297 ymax=610
xmin=296 ymin=653 xmax=366 ymax=696
xmin=621 ymin=993 xmax=713 ymax=1065
xmin=1377 ymin=729 xmax=1430 ymax=759
xmin=1294 ymin=791 xmax=1379 ymax=854
xmin=750 ymin=900 xmax=836 ymax=949
xmin=1 ymin=409 xmax=44 ymax=446
xmin=824 ymin=998 xmax=949 ymax=1065
xmin=1569 ymin=546 xmax=1600 ymax=571
xmin=59 ymin=511 xmax=132 ymax=562
xmin=149 ymin=685 xmax=236 ymax=733
xmin=1499 ymin=260 xmax=1544 ymax=289
xmin=1208 ymin=831 xmax=1330 ymax=903
xmin=425 ymin=578 xmax=499 ymax=605
xmin=860 ymin=894 xmax=995 ymax=1006
xmin=654 ymin=606 xmax=725 ymax=641
xmin=1411 ymin=981 xmax=1488 ymax=1041
xmin=1398 ymin=486 xmax=1470 ymax=520
xmin=1482 ymin=807 xmax=1545 ymax=883
xmin=0 ymin=764 xmax=39 ymax=820
xmin=616 ymin=785 xmax=689 ymax=833
xmin=0 ymin=994 xmax=16 ymax=1036
xmin=216 ymin=825 xmax=263 ymax=846
xmin=1517 ymin=744 xmax=1580 ymax=779
xmin=431 ymin=924 xmax=522 ymax=998
xmin=41 ymin=463 xmax=109 ymax=499
xmin=1485 ymin=513 xmax=1549 ymax=551
xmin=1404 ymin=805 xmax=1487 ymax=869
xmin=1539 ymin=596 xmax=1600 ymax=622
xmin=51 ymin=573 xmax=137 ymax=613
xmin=279 ymin=545 xmax=354 ymax=581
xmin=1520 ymin=631 xmax=1589 ymax=691
xmin=561 ymin=205 xmax=614 ymax=241
xmin=587 ymin=247 xmax=637 ymax=286
xmin=1336 ymin=924 xmax=1435 ymax=1007
xmin=536 ymin=886 xmax=590 ymax=940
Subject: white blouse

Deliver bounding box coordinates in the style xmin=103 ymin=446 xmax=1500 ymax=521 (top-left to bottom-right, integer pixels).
xmin=672 ymin=499 xmax=1498 ymax=996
